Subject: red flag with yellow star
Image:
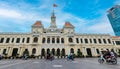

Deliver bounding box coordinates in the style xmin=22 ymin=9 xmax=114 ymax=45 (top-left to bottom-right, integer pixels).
xmin=53 ymin=4 xmax=57 ymax=7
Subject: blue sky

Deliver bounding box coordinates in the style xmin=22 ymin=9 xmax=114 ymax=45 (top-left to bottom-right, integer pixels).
xmin=0 ymin=0 xmax=120 ymax=35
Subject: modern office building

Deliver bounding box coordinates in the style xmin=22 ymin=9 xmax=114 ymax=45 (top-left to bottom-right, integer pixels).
xmin=107 ymin=5 xmax=120 ymax=36
xmin=0 ymin=9 xmax=120 ymax=58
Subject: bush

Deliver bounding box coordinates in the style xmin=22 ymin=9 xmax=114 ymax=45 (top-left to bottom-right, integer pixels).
xmin=77 ymin=50 xmax=83 ymax=58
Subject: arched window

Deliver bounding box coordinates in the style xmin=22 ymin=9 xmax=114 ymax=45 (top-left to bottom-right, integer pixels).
xmin=57 ymin=38 xmax=59 ymax=43
xmin=76 ymin=38 xmax=79 ymax=43
xmin=61 ymin=38 xmax=64 ymax=43
xmin=42 ymin=38 xmax=46 ymax=43
xmin=0 ymin=38 xmax=4 ymax=43
xmin=52 ymin=38 xmax=55 ymax=43
xmin=68 ymin=38 xmax=73 ymax=42
xmin=85 ymin=39 xmax=88 ymax=43
xmin=16 ymin=38 xmax=20 ymax=43
xmin=33 ymin=37 xmax=38 ymax=43
xmin=26 ymin=37 xmax=30 ymax=43
xmin=32 ymin=48 xmax=36 ymax=55
xmin=47 ymin=38 xmax=50 ymax=43
xmin=6 ymin=38 xmax=10 ymax=43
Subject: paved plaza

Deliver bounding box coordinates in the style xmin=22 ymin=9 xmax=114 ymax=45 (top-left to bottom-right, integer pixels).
xmin=0 ymin=58 xmax=120 ymax=69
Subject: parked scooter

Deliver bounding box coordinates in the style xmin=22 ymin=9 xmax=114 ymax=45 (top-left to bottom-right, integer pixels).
xmin=22 ymin=54 xmax=28 ymax=60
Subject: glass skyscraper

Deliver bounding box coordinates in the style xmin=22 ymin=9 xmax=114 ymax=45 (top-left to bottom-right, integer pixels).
xmin=107 ymin=5 xmax=120 ymax=36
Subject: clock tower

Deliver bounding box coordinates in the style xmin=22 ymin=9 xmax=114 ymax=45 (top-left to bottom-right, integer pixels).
xmin=50 ymin=10 xmax=57 ymax=28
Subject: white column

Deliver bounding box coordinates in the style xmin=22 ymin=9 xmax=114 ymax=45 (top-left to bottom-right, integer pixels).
xmin=9 ymin=38 xmax=12 ymax=44
xmin=92 ymin=47 xmax=97 ymax=56
xmin=82 ymin=38 xmax=85 ymax=44
xmin=55 ymin=37 xmax=57 ymax=44
xmin=50 ymin=37 xmax=52 ymax=44
xmin=106 ymin=38 xmax=109 ymax=44
xmin=3 ymin=37 xmax=6 ymax=44
xmin=60 ymin=37 xmax=61 ymax=44
xmin=45 ymin=37 xmax=47 ymax=44
xmin=82 ymin=47 xmax=87 ymax=56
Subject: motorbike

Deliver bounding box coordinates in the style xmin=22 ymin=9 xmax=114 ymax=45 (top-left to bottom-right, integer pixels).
xmin=67 ymin=54 xmax=74 ymax=61
xmin=45 ymin=54 xmax=54 ymax=61
xmin=98 ymin=54 xmax=117 ymax=65
xmin=22 ymin=54 xmax=28 ymax=60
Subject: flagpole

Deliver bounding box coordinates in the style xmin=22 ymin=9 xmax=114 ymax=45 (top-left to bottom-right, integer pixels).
xmin=52 ymin=4 xmax=57 ymax=16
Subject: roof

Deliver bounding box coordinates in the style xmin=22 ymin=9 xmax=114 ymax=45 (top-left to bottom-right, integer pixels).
xmin=64 ymin=22 xmax=74 ymax=28
xmin=111 ymin=36 xmax=120 ymax=38
xmin=33 ymin=21 xmax=43 ymax=26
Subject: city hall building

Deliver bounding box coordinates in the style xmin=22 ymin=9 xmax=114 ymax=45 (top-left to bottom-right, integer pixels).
xmin=0 ymin=11 xmax=120 ymax=58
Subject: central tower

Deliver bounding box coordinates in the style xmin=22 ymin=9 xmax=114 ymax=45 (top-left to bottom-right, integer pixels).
xmin=49 ymin=4 xmax=57 ymax=29
xmin=50 ymin=10 xmax=57 ymax=28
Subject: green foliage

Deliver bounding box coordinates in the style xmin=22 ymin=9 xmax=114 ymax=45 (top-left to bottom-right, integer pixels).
xmin=77 ymin=50 xmax=83 ymax=58
xmin=23 ymin=49 xmax=29 ymax=56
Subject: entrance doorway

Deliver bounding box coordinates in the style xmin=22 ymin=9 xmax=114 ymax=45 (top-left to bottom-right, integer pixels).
xmin=12 ymin=48 xmax=18 ymax=57
xmin=86 ymin=48 xmax=92 ymax=57
xmin=62 ymin=48 xmax=65 ymax=56
xmin=96 ymin=49 xmax=100 ymax=54
xmin=47 ymin=48 xmax=50 ymax=55
xmin=52 ymin=48 xmax=55 ymax=55
xmin=57 ymin=48 xmax=60 ymax=58
xmin=61 ymin=48 xmax=65 ymax=58
xmin=70 ymin=48 xmax=74 ymax=53
xmin=41 ymin=48 xmax=45 ymax=56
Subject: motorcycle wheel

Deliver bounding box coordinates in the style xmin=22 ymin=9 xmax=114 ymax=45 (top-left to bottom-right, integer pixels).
xmin=98 ymin=59 xmax=104 ymax=64
xmin=112 ymin=58 xmax=117 ymax=65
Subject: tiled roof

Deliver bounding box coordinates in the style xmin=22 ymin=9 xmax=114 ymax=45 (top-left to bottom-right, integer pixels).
xmin=64 ymin=22 xmax=74 ymax=28
xmin=33 ymin=21 xmax=42 ymax=26
xmin=111 ymin=36 xmax=120 ymax=38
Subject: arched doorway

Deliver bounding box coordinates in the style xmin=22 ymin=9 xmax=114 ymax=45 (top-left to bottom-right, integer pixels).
xmin=12 ymin=48 xmax=18 ymax=57
xmin=86 ymin=48 xmax=92 ymax=57
xmin=32 ymin=48 xmax=36 ymax=55
xmin=52 ymin=48 xmax=55 ymax=55
xmin=23 ymin=49 xmax=29 ymax=56
xmin=61 ymin=48 xmax=65 ymax=58
xmin=41 ymin=48 xmax=45 ymax=58
xmin=70 ymin=48 xmax=74 ymax=53
xmin=96 ymin=49 xmax=100 ymax=54
xmin=3 ymin=49 xmax=7 ymax=55
xmin=57 ymin=48 xmax=60 ymax=58
xmin=77 ymin=49 xmax=82 ymax=57
xmin=47 ymin=48 xmax=50 ymax=55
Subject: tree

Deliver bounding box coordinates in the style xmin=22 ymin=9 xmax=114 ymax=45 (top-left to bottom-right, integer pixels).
xmin=23 ymin=49 xmax=29 ymax=56
xmin=77 ymin=49 xmax=83 ymax=58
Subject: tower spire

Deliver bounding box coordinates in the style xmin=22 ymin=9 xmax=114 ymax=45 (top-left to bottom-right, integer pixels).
xmin=50 ymin=4 xmax=57 ymax=28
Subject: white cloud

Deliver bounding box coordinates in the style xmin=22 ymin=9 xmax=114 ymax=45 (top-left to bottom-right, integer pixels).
xmin=0 ymin=9 xmax=23 ymax=18
xmin=0 ymin=0 xmax=115 ymax=35
xmin=86 ymin=16 xmax=114 ymax=35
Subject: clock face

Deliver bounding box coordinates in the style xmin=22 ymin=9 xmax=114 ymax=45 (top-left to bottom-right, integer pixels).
xmin=51 ymin=29 xmax=54 ymax=31
xmin=52 ymin=18 xmax=55 ymax=21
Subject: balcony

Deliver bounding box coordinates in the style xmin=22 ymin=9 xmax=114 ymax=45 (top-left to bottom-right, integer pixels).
xmin=31 ymin=42 xmax=39 ymax=46
xmin=68 ymin=43 xmax=76 ymax=46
